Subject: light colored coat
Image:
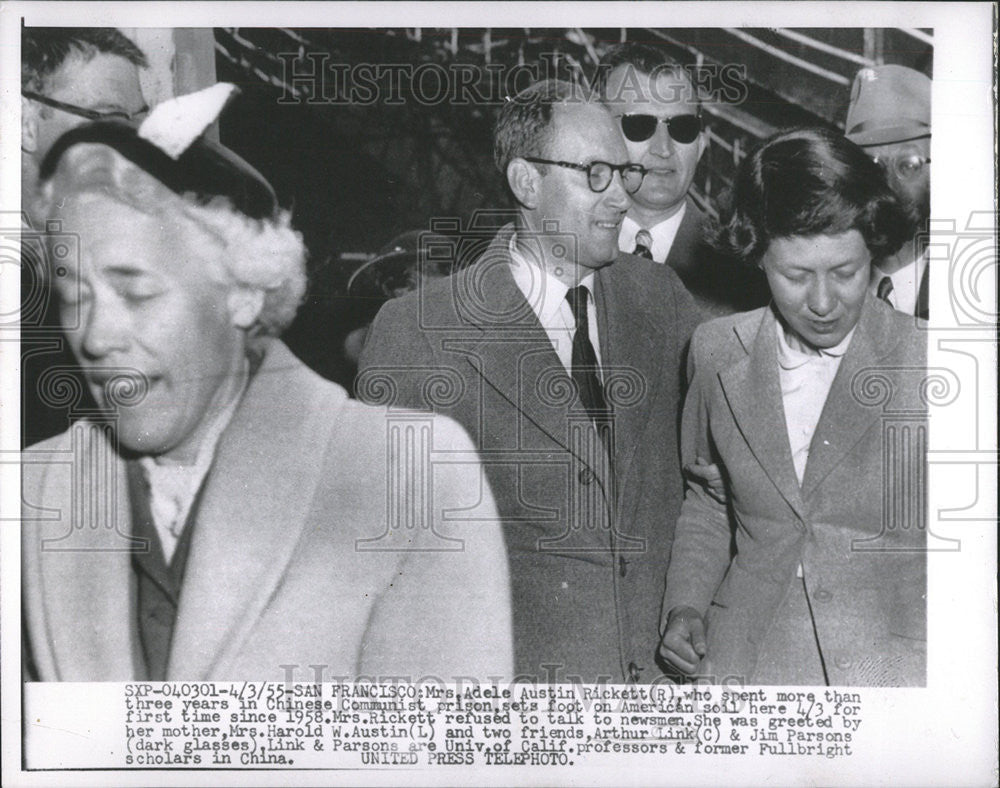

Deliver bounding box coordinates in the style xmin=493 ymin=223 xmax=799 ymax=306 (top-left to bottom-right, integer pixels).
xmin=22 ymin=340 xmax=513 ymax=682
xmin=664 ymin=296 xmax=927 ymax=686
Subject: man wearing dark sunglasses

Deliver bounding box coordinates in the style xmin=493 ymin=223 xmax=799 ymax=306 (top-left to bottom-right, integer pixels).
xmin=594 ymin=43 xmax=770 ymax=318
xmin=21 ymin=28 xmax=148 ymax=222
xmin=359 ymin=79 xmax=703 ymax=686
xmin=595 ymin=44 xmax=707 ymax=271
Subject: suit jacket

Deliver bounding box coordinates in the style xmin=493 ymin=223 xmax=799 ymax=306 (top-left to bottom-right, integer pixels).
xmin=22 ymin=340 xmax=513 ymax=681
xmin=663 ymin=296 xmax=927 ymax=686
xmin=664 ymin=198 xmax=770 ymax=319
xmin=663 ymin=197 xmax=708 ymax=280
xmin=357 ymin=225 xmax=703 ymax=683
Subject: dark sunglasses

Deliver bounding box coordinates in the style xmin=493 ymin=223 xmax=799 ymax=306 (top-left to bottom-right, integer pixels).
xmin=523 ymin=157 xmax=647 ymax=195
xmin=23 ymin=91 xmax=150 ymax=123
xmin=618 ymin=113 xmax=702 ymax=144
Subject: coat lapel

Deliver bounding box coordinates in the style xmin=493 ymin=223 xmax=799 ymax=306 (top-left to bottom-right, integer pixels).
xmin=718 ymin=309 xmax=808 ymax=522
xmin=801 ymin=296 xmax=900 ymax=498
xmin=35 ymin=421 xmax=140 ymax=680
xmin=167 ymin=341 xmax=347 ymax=679
xmin=916 ymin=258 xmax=929 ymax=320
xmin=664 ymin=197 xmax=705 ymax=278
xmin=462 ymin=231 xmax=600 ymax=472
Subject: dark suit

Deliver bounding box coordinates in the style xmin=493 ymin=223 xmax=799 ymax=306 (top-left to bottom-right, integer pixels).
xmin=659 ymin=198 xmax=770 ymax=318
xmin=358 ymin=225 xmax=702 ymax=683
xmin=664 ymin=296 xmax=927 ymax=686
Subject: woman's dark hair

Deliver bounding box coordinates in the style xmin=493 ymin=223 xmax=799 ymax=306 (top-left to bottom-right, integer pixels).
xmin=713 ymin=126 xmax=912 ymax=264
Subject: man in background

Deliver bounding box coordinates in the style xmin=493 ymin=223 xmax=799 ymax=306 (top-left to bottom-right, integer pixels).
xmin=846 ymin=64 xmax=931 ymax=319
xmin=595 ymin=42 xmax=769 ymax=316
xmin=21 ymin=28 xmax=148 ymax=446
xmin=22 ymin=28 xmax=149 ymax=221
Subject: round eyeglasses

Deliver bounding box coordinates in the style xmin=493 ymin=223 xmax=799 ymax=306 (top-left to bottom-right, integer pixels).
xmin=871 ymin=153 xmax=931 ymax=181
xmin=522 ymin=157 xmax=647 ymax=194
xmin=22 ymin=91 xmax=150 ymax=123
xmin=617 ymin=113 xmax=702 ymax=144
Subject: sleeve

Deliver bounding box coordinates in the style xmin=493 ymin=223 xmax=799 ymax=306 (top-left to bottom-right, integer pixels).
xmin=355 ymin=297 xmax=438 ymax=412
xmin=358 ymin=414 xmax=514 ymax=681
xmin=661 ymin=326 xmax=736 ymax=630
xmin=665 ymin=263 xmax=708 ymax=394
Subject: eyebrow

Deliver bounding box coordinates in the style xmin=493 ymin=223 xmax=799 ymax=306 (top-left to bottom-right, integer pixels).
xmin=102 ymin=265 xmax=158 ymax=279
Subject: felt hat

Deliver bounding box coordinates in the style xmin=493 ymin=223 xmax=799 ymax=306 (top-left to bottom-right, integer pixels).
xmin=845 ymin=65 xmax=931 ymax=147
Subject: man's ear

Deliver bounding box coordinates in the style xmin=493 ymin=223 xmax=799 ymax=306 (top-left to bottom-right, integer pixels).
xmin=22 ymin=97 xmax=40 ymax=154
xmin=507 ymin=158 xmax=541 ymax=210
xmin=227 ymin=287 xmax=265 ymax=330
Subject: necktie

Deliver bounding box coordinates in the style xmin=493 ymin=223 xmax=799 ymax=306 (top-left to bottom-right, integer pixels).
xmin=632 ymin=229 xmax=654 ymax=260
xmin=876 ymin=275 xmax=895 ymax=305
xmin=566 ymin=285 xmax=609 ymax=419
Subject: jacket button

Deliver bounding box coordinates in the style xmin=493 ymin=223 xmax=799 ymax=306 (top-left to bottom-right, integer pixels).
xmin=619 ymin=556 xmax=628 ymax=577
xmin=578 ymin=468 xmax=595 ymax=485
xmin=834 ymin=656 xmax=853 ymax=670
xmin=813 ymin=588 xmax=832 ymax=602
xmin=627 ymin=662 xmax=642 ymax=682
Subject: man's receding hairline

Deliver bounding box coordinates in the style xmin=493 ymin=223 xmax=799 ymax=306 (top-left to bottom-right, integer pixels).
xmin=47 ymin=49 xmax=141 ymax=91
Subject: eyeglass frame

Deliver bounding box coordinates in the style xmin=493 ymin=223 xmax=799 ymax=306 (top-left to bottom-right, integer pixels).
xmin=870 ymin=152 xmax=932 ymax=181
xmin=22 ymin=90 xmax=150 ymax=123
xmin=521 ymin=157 xmax=648 ymax=194
xmin=615 ymin=112 xmax=703 ymax=144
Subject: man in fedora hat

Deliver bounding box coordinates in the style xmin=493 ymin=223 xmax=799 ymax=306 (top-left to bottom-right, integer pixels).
xmin=846 ymin=64 xmax=931 ymax=319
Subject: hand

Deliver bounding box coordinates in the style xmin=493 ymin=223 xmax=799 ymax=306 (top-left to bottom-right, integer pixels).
xmin=659 ymin=606 xmax=707 ymax=675
xmin=684 ymin=456 xmax=726 ymax=504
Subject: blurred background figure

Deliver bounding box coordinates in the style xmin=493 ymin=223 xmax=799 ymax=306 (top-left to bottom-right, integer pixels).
xmin=846 ymin=64 xmax=931 ymax=319
xmin=660 ymin=127 xmax=927 ymax=687
xmin=21 ymin=28 xmax=149 ymax=225
xmin=21 ymin=28 xmax=149 ymax=448
xmin=341 ymin=229 xmax=455 ymax=371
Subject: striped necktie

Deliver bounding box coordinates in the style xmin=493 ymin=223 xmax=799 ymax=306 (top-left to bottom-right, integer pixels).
xmin=876 ymin=275 xmax=895 ymax=306
xmin=632 ymin=229 xmax=653 ymax=260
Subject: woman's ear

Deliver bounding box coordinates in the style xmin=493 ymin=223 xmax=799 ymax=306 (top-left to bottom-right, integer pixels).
xmin=227 ymin=287 xmax=265 ymax=330
xmin=507 ymin=158 xmax=541 ymax=210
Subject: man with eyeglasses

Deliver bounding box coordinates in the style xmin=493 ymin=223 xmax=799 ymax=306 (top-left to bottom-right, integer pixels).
xmin=846 ymin=64 xmax=932 ymax=319
xmin=358 ymin=79 xmax=703 ymax=685
xmin=595 ymin=42 xmax=769 ymax=317
xmin=21 ymin=28 xmax=149 ymax=224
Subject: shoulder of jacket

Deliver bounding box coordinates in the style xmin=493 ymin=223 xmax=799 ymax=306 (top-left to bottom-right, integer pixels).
xmin=607 ymin=251 xmax=690 ymax=297
xmin=691 ymin=308 xmax=766 ymax=365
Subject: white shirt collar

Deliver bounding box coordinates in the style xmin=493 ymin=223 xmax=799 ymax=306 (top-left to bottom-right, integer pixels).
xmin=508 ymin=232 xmax=594 ymax=327
xmin=507 ymin=232 xmax=602 ymax=373
xmin=618 ymin=201 xmax=687 ymax=263
xmin=138 ymin=360 xmax=249 ymax=563
xmin=776 ymin=321 xmax=855 ymax=370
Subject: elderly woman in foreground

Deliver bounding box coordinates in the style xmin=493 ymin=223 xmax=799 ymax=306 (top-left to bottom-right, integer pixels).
xmin=660 ymin=127 xmax=927 ymax=686
xmin=22 ymin=106 xmax=512 ymax=682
